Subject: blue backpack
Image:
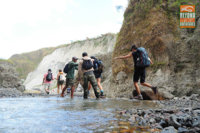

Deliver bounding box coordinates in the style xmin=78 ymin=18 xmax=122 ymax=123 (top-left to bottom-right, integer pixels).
xmin=135 ymin=47 xmax=150 ymax=67
xmin=93 ymin=60 xmax=103 ymax=72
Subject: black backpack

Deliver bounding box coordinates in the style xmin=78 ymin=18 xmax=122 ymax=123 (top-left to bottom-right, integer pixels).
xmin=46 ymin=72 xmax=52 ymax=81
xmin=82 ymin=59 xmax=93 ymax=70
xmin=63 ymin=63 xmax=69 ymax=73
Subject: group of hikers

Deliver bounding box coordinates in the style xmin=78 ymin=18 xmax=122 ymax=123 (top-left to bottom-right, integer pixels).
xmin=42 ymin=45 xmax=158 ymax=100
xmin=42 ymin=52 xmax=105 ymax=99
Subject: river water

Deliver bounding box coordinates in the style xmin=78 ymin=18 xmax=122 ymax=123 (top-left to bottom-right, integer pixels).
xmin=0 ymin=96 xmax=160 ymax=133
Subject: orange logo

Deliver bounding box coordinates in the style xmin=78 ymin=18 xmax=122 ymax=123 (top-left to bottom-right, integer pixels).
xmin=180 ymin=5 xmax=196 ymax=28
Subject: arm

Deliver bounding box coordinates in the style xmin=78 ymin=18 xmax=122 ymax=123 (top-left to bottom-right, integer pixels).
xmin=57 ymin=74 xmax=59 ymax=80
xmin=149 ymin=57 xmax=153 ymax=64
xmin=52 ymin=74 xmax=54 ymax=80
xmin=115 ymin=52 xmax=132 ymax=60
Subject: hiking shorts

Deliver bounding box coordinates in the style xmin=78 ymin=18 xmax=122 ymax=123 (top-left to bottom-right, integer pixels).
xmin=44 ymin=83 xmax=51 ymax=89
xmin=94 ymin=72 xmax=102 ymax=79
xmin=65 ymin=78 xmax=75 ymax=88
xmin=57 ymin=80 xmax=64 ymax=85
xmin=133 ymin=67 xmax=146 ymax=83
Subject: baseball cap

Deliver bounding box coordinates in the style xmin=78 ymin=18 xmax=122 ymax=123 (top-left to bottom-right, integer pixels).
xmin=130 ymin=44 xmax=137 ymax=51
xmin=72 ymin=56 xmax=78 ymax=60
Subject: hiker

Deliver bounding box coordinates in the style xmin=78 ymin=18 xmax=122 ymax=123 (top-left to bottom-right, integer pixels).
xmin=115 ymin=45 xmax=157 ymax=100
xmin=61 ymin=57 xmax=78 ymax=98
xmin=88 ymin=56 xmax=104 ymax=97
xmin=42 ymin=69 xmax=54 ymax=94
xmin=78 ymin=52 xmax=100 ymax=99
xmin=57 ymin=69 xmax=65 ymax=94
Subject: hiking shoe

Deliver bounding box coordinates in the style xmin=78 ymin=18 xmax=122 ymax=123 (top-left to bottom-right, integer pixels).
xmin=134 ymin=94 xmax=143 ymax=100
xmin=45 ymin=90 xmax=49 ymax=94
xmin=100 ymin=91 xmax=104 ymax=96
xmin=151 ymin=87 xmax=158 ymax=94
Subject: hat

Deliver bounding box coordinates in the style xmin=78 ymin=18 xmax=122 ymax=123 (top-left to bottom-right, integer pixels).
xmin=72 ymin=56 xmax=78 ymax=60
xmin=130 ymin=45 xmax=137 ymax=51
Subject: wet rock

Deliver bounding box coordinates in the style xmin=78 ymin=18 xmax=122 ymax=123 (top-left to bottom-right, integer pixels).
xmin=160 ymin=119 xmax=168 ymax=128
xmin=161 ymin=126 xmax=177 ymax=133
xmin=189 ymin=94 xmax=199 ymax=101
xmin=192 ymin=116 xmax=200 ymax=127
xmin=188 ymin=127 xmax=200 ymax=133
xmin=169 ymin=115 xmax=181 ymax=128
xmin=178 ymin=127 xmax=189 ymax=133
xmin=17 ymin=85 xmax=25 ymax=92
xmin=193 ymin=110 xmax=200 ymax=116
xmin=138 ymin=118 xmax=148 ymax=126
xmin=149 ymin=118 xmax=156 ymax=124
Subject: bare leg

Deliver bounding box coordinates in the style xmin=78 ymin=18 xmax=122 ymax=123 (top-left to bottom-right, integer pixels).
xmin=141 ymin=82 xmax=152 ymax=88
xmin=61 ymin=85 xmax=67 ymax=97
xmin=71 ymin=86 xmax=75 ymax=99
xmin=57 ymin=84 xmax=60 ymax=94
xmin=61 ymin=84 xmax=64 ymax=91
xmin=134 ymin=82 xmax=141 ymax=95
xmin=45 ymin=87 xmax=49 ymax=93
xmin=97 ymin=78 xmax=103 ymax=91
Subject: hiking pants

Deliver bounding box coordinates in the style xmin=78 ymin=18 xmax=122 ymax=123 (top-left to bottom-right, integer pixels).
xmin=83 ymin=71 xmax=99 ymax=99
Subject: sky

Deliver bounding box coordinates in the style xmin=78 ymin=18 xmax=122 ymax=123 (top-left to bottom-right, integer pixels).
xmin=0 ymin=0 xmax=128 ymax=59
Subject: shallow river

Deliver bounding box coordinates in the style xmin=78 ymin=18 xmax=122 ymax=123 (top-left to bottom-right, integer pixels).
xmin=0 ymin=96 xmax=160 ymax=133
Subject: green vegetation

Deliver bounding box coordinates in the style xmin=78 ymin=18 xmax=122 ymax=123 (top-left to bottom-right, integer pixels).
xmin=9 ymin=45 xmax=66 ymax=79
xmin=0 ymin=59 xmax=14 ymax=64
xmin=170 ymin=0 xmax=192 ymax=8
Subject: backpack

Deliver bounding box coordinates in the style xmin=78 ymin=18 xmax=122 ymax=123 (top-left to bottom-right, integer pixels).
xmin=82 ymin=59 xmax=93 ymax=70
xmin=63 ymin=63 xmax=69 ymax=73
xmin=93 ymin=59 xmax=104 ymax=73
xmin=59 ymin=74 xmax=65 ymax=81
xmin=135 ymin=47 xmax=150 ymax=67
xmin=46 ymin=72 xmax=52 ymax=81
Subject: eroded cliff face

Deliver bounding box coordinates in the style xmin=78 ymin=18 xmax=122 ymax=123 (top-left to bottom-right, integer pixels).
xmin=24 ymin=34 xmax=116 ymax=90
xmin=0 ymin=60 xmax=25 ymax=97
xmin=110 ymin=0 xmax=200 ymax=99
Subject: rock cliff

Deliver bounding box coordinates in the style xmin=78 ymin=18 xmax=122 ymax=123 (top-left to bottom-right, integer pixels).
xmin=110 ymin=0 xmax=200 ymax=99
xmin=0 ymin=60 xmax=25 ymax=97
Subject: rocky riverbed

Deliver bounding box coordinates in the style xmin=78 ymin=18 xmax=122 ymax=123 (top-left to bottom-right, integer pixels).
xmin=117 ymin=94 xmax=200 ymax=133
xmin=1 ymin=88 xmax=200 ymax=133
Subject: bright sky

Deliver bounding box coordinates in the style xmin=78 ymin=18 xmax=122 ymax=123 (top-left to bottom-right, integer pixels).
xmin=0 ymin=0 xmax=128 ymax=59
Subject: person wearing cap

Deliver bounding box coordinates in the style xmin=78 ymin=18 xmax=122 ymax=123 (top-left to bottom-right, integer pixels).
xmin=61 ymin=56 xmax=78 ymax=98
xmin=42 ymin=69 xmax=54 ymax=94
xmin=78 ymin=52 xmax=100 ymax=99
xmin=115 ymin=45 xmax=157 ymax=100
